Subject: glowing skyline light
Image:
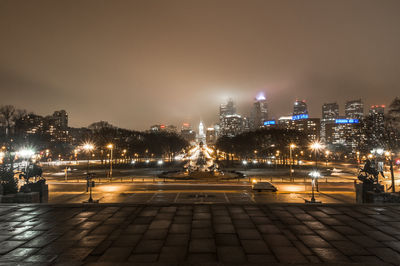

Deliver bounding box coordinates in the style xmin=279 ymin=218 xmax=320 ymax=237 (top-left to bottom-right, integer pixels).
xmin=256 ymin=92 xmax=266 ymax=101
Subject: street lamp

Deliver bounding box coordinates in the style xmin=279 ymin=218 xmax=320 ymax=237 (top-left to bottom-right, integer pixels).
xmin=325 ymin=150 xmax=330 ymax=166
xmin=83 ymin=143 xmax=94 ymax=174
xmin=289 ymin=144 xmax=296 ymax=179
xmin=310 ymin=141 xmax=324 ymax=169
xmin=306 ymin=170 xmax=321 ymax=203
xmin=107 ymin=144 xmax=113 ymax=180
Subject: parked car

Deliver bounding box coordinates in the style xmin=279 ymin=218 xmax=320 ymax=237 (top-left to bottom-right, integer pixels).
xmin=252 ymin=181 xmax=277 ymax=192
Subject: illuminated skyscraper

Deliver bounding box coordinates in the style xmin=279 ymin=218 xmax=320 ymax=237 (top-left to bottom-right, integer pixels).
xmin=293 ymin=100 xmax=308 ymax=116
xmin=251 ymin=93 xmax=268 ymax=130
xmin=322 ymin=103 xmax=339 ymax=121
xmin=321 ymin=102 xmax=339 ymax=143
xmin=219 ymin=99 xmax=236 ymax=123
xmin=345 ymin=99 xmax=364 ymax=119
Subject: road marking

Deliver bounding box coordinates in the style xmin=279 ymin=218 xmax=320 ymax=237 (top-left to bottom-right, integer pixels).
xmin=174 ymin=192 xmax=180 ymax=203
xmin=223 ymin=193 xmax=230 ymax=203
xmin=147 ymin=193 xmax=158 ymax=203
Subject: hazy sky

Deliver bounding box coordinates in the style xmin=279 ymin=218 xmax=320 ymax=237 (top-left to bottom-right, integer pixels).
xmin=1 ymin=0 xmax=400 ymax=130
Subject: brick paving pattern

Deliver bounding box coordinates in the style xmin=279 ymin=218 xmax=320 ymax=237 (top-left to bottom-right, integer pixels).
xmin=0 ymin=204 xmax=399 ymax=265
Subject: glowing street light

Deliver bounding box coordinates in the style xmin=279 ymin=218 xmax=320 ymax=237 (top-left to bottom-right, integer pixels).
xmin=325 ymin=150 xmax=330 ymax=166
xmin=17 ymin=149 xmax=35 ymax=158
xmin=83 ymin=143 xmax=94 ymax=152
xmin=107 ymin=144 xmax=114 ymax=179
xmin=82 ymin=143 xmax=94 ymax=174
xmin=307 ymin=170 xmax=321 ymax=203
xmin=310 ymin=141 xmax=324 ymax=169
xmin=289 ymin=144 xmax=296 ymax=179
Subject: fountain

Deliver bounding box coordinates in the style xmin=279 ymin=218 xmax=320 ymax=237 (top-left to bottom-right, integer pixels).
xmin=159 ymin=141 xmax=244 ymax=180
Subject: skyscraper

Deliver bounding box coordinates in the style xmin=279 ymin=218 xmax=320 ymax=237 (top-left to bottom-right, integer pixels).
xmin=368 ymin=105 xmax=385 ymax=145
xmin=321 ymin=102 xmax=339 ymax=143
xmin=219 ymin=99 xmax=244 ymax=136
xmin=219 ymin=99 xmax=236 ymax=124
xmin=293 ymin=100 xmax=308 ymax=116
xmin=250 ymin=93 xmax=268 ymax=130
xmin=345 ymin=99 xmax=364 ymax=119
xmin=322 ymin=103 xmax=339 ymax=121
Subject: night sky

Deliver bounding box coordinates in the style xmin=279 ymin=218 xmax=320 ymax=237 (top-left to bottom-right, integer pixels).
xmin=1 ymin=0 xmax=399 ymax=130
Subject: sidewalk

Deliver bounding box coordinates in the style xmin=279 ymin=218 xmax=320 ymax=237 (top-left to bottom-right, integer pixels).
xmin=0 ymin=203 xmax=399 ymax=265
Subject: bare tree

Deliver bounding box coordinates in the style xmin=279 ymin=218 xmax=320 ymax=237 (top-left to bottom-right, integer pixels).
xmin=0 ymin=105 xmax=16 ymax=136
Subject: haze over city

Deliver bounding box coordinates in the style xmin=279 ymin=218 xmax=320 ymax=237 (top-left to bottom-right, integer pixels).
xmin=1 ymin=0 xmax=400 ymax=130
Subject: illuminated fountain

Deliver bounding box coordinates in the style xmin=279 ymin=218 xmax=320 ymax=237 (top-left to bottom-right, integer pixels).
xmin=159 ymin=141 xmax=244 ymax=179
xmin=185 ymin=141 xmax=218 ymax=173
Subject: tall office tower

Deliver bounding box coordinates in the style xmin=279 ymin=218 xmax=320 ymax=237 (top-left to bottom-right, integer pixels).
xmin=322 ymin=103 xmax=339 ymax=121
xmin=219 ymin=99 xmax=237 ymax=136
xmin=250 ymin=93 xmax=268 ymax=130
xmin=321 ymin=102 xmax=339 ymax=143
xmin=293 ymin=100 xmax=308 ymax=116
xmin=345 ymin=99 xmax=364 ymax=119
xmin=367 ymin=105 xmax=386 ymax=145
xmin=219 ymin=99 xmax=236 ymax=123
xmin=220 ymin=114 xmax=244 ymax=137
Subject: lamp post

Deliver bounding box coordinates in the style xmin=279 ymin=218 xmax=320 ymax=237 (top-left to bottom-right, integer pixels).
xmin=83 ymin=143 xmax=94 ymax=175
xmin=107 ymin=144 xmax=113 ymax=180
xmin=325 ymin=150 xmax=330 ymax=167
xmin=306 ymin=171 xmax=321 ymax=203
xmin=289 ymin=144 xmax=296 ymax=180
xmin=310 ymin=141 xmax=323 ymax=170
xmin=306 ymin=141 xmax=323 ymax=203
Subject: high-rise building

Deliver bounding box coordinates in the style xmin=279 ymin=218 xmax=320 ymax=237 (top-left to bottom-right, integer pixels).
xmin=276 ymin=116 xmax=320 ymax=142
xmin=220 ymin=114 xmax=244 ymax=137
xmin=345 ymin=99 xmax=364 ymax=119
xmin=250 ymin=93 xmax=268 ymax=130
xmin=322 ymin=103 xmax=339 ymax=121
xmin=321 ymin=103 xmax=339 ymax=143
xmin=325 ymin=119 xmax=362 ymax=152
xmin=219 ymin=99 xmax=244 ymax=137
xmin=293 ymin=100 xmax=308 ymax=116
xmin=367 ymin=105 xmax=386 ymax=146
xmin=219 ymin=99 xmax=236 ymax=124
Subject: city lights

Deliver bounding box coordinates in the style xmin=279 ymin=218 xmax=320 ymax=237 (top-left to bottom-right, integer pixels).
xmin=309 ymin=171 xmax=321 ymax=178
xmin=83 ymin=143 xmax=94 ymax=151
xmin=310 ymin=141 xmax=323 ymax=151
xmin=17 ymin=149 xmax=35 ymax=158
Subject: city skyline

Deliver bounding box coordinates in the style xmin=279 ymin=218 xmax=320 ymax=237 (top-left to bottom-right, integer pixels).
xmin=1 ymin=0 xmax=400 ymax=130
xmin=1 ymin=95 xmax=391 ymax=132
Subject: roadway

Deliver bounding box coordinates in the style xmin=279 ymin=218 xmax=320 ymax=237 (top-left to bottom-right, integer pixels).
xmin=42 ymin=161 xmax=400 ymax=204
xmin=48 ymin=181 xmax=356 ymax=204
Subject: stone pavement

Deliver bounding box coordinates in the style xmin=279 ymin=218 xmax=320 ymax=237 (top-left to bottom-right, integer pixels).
xmin=0 ymin=204 xmax=400 ymax=265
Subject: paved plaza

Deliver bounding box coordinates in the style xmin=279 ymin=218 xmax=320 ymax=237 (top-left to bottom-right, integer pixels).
xmin=0 ymin=203 xmax=400 ymax=265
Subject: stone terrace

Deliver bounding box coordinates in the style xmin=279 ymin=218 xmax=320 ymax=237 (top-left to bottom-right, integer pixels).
xmin=0 ymin=203 xmax=400 ymax=265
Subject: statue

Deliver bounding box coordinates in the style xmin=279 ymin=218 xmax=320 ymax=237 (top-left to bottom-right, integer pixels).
xmin=358 ymin=159 xmax=384 ymax=194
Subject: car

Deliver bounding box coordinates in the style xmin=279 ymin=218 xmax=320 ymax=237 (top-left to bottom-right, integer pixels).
xmin=252 ymin=181 xmax=277 ymax=192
